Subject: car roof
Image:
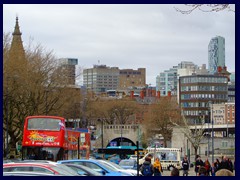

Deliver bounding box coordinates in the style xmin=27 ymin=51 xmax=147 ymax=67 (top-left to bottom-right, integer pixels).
xmin=3 ymin=162 xmax=56 ymax=167
xmin=3 ymin=171 xmax=63 ymax=176
xmin=64 ymin=164 xmax=103 ymax=176
xmin=57 ymin=159 xmax=98 ymax=163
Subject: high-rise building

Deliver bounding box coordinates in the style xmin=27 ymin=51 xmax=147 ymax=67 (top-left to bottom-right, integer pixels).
xmin=58 ymin=58 xmax=78 ymax=85
xmin=179 ymin=74 xmax=228 ymax=124
xmin=83 ymin=65 xmax=119 ymax=94
xmin=208 ymin=36 xmax=225 ymax=74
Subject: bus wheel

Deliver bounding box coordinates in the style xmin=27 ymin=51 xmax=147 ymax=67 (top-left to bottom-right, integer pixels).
xmin=167 ymin=165 xmax=175 ymax=171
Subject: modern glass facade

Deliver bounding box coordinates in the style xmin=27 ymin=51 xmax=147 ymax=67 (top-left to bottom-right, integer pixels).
xmin=208 ymin=36 xmax=225 ymax=74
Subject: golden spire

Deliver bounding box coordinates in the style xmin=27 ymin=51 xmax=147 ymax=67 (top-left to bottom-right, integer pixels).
xmin=12 ymin=16 xmax=22 ymax=36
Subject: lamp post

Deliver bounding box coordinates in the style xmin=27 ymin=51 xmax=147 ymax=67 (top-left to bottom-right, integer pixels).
xmin=6 ymin=77 xmax=9 ymax=159
xmin=227 ymin=120 xmax=229 ymax=138
xmin=98 ymin=119 xmax=104 ymax=149
xmin=210 ymin=103 xmax=214 ymax=164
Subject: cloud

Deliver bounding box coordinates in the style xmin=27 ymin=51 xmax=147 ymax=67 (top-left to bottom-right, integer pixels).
xmin=3 ymin=4 xmax=235 ymax=85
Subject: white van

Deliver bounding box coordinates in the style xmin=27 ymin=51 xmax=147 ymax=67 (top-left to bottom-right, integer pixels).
xmin=139 ymin=148 xmax=181 ymax=171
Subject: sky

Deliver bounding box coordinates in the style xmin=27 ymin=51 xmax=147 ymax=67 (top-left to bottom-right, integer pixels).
xmin=3 ymin=4 xmax=235 ymax=86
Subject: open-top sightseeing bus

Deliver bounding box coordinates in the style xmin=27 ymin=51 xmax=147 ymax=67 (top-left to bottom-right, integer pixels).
xmin=139 ymin=147 xmax=182 ymax=171
xmin=22 ymin=116 xmax=90 ymax=161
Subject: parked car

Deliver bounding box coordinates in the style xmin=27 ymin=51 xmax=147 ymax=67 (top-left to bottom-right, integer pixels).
xmin=128 ymin=155 xmax=137 ymax=161
xmin=98 ymin=159 xmax=141 ymax=176
xmin=3 ymin=162 xmax=80 ymax=176
xmin=3 ymin=171 xmax=64 ymax=176
xmin=57 ymin=159 xmax=130 ymax=176
xmin=119 ymin=159 xmax=138 ymax=170
xmin=64 ymin=163 xmax=103 ymax=176
xmin=107 ymin=154 xmax=121 ymax=164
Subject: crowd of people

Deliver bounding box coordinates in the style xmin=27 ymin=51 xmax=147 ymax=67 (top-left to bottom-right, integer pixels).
xmin=194 ymin=155 xmax=234 ymax=176
xmin=139 ymin=154 xmax=234 ymax=176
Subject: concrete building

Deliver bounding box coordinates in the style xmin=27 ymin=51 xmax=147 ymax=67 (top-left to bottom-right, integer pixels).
xmin=83 ymin=65 xmax=146 ymax=95
xmin=208 ymin=36 xmax=225 ymax=74
xmin=83 ymin=65 xmax=119 ymax=94
xmin=179 ymin=74 xmax=228 ymax=124
xmin=58 ymin=58 xmax=78 ymax=85
xmin=119 ymin=68 xmax=146 ymax=90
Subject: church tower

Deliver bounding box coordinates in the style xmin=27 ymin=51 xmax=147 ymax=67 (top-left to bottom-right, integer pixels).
xmin=8 ymin=16 xmax=27 ymax=71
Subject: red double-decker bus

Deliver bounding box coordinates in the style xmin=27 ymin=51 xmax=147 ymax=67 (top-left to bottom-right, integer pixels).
xmin=22 ymin=116 xmax=90 ymax=161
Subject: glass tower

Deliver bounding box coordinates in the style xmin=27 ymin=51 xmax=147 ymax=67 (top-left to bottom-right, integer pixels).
xmin=208 ymin=36 xmax=225 ymax=74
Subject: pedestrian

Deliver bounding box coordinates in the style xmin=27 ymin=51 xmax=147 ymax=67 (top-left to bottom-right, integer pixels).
xmin=140 ymin=156 xmax=154 ymax=176
xmin=210 ymin=163 xmax=217 ymax=176
xmin=182 ymin=155 xmax=190 ymax=176
xmin=204 ymin=157 xmax=211 ymax=176
xmin=171 ymin=168 xmax=179 ymax=176
xmin=228 ymin=158 xmax=233 ymax=172
xmin=220 ymin=156 xmax=230 ymax=170
xmin=214 ymin=158 xmax=221 ymax=171
xmin=153 ymin=157 xmax=163 ymax=176
xmin=198 ymin=166 xmax=207 ymax=176
xmin=195 ymin=155 xmax=204 ymax=176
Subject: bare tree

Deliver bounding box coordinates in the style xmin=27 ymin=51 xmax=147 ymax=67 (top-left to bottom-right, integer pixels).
xmin=143 ymin=97 xmax=182 ymax=147
xmin=90 ymin=98 xmax=138 ymax=125
xmin=175 ymin=4 xmax=235 ymax=14
xmin=171 ymin=115 xmax=205 ymax=157
xmin=3 ymin=32 xmax=75 ymax=155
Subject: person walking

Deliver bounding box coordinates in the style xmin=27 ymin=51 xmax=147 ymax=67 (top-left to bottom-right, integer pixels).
xmin=214 ymin=158 xmax=221 ymax=171
xmin=140 ymin=156 xmax=154 ymax=176
xmin=204 ymin=157 xmax=211 ymax=176
xmin=220 ymin=156 xmax=230 ymax=170
xmin=153 ymin=157 xmax=163 ymax=176
xmin=210 ymin=162 xmax=217 ymax=176
xmin=195 ymin=155 xmax=204 ymax=176
xmin=182 ymin=155 xmax=190 ymax=176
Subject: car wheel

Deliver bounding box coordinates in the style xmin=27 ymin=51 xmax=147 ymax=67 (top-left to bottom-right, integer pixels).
xmin=167 ymin=165 xmax=175 ymax=171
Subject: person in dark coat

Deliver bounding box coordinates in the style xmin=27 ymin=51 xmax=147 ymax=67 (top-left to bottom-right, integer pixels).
xmin=195 ymin=155 xmax=204 ymax=176
xmin=220 ymin=156 xmax=230 ymax=170
xmin=214 ymin=158 xmax=221 ymax=171
xmin=182 ymin=155 xmax=190 ymax=176
xmin=140 ymin=156 xmax=154 ymax=176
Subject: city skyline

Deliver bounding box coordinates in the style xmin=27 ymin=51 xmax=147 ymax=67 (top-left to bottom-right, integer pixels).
xmin=3 ymin=4 xmax=235 ymax=86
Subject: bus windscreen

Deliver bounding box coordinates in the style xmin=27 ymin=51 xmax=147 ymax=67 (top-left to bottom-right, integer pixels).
xmin=28 ymin=118 xmax=61 ymax=131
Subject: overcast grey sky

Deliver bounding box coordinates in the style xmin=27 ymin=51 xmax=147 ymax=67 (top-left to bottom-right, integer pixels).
xmin=3 ymin=4 xmax=235 ymax=86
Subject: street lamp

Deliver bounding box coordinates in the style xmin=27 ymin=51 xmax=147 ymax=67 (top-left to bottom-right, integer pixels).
xmin=227 ymin=120 xmax=230 ymax=138
xmin=98 ymin=119 xmax=104 ymax=149
xmin=210 ymin=102 xmax=214 ymax=164
xmin=6 ymin=77 xmax=9 ymax=159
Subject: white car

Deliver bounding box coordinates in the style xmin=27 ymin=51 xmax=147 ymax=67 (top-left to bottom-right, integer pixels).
xmin=97 ymin=159 xmax=142 ymax=176
xmin=129 ymin=155 xmax=137 ymax=161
